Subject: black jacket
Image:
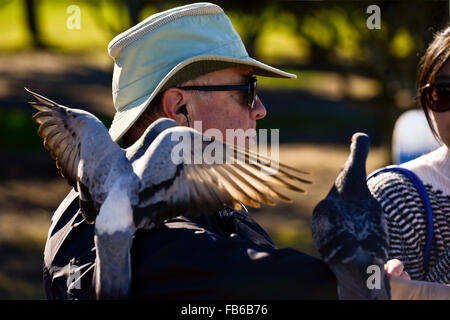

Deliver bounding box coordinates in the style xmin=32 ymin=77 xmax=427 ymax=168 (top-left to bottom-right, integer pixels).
xmin=43 ymin=190 xmax=337 ymax=299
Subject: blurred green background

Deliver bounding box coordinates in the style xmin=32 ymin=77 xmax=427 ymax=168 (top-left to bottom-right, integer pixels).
xmin=0 ymin=0 xmax=448 ymax=299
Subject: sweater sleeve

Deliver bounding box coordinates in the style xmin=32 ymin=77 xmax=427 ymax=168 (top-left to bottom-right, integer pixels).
xmin=368 ymin=171 xmax=429 ymax=280
xmin=427 ymin=248 xmax=450 ymax=283
xmin=390 ymin=277 xmax=450 ymax=300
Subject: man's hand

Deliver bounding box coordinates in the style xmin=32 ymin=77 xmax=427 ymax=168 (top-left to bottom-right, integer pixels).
xmin=384 ymin=259 xmax=411 ymax=280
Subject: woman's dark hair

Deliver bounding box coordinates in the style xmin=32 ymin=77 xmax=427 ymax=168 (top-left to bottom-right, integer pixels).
xmin=417 ymin=24 xmax=450 ymax=138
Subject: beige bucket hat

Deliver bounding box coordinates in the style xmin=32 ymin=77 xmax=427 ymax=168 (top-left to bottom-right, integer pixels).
xmin=107 ymin=2 xmax=297 ymax=142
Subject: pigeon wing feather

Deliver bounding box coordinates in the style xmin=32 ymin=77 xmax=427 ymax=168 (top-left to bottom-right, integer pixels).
xmin=26 ymin=88 xmax=130 ymax=223
xmin=131 ymin=126 xmax=311 ymax=227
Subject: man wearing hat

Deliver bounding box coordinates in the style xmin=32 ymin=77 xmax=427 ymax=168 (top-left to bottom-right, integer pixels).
xmin=43 ymin=2 xmax=339 ymax=299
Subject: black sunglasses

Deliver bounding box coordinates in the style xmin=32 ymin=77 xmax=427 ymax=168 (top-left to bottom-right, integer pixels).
xmin=421 ymin=82 xmax=450 ymax=113
xmin=177 ymin=76 xmax=258 ymax=109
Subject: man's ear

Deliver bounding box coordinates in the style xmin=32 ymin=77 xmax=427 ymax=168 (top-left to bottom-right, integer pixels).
xmin=161 ymin=88 xmax=190 ymax=126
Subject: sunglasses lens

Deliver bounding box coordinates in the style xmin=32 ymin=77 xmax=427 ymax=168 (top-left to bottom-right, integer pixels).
xmin=428 ymin=85 xmax=450 ymax=112
xmin=248 ymin=77 xmax=257 ymax=109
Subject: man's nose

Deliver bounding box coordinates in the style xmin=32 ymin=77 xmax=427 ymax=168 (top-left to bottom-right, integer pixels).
xmin=250 ymin=95 xmax=267 ymax=120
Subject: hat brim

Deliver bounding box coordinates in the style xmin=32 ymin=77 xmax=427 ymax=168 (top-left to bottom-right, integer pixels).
xmin=108 ymin=55 xmax=297 ymax=142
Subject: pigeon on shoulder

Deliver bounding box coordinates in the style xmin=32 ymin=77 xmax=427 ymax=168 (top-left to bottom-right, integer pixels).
xmin=26 ymin=88 xmax=311 ymax=299
xmin=311 ymin=132 xmax=390 ymax=300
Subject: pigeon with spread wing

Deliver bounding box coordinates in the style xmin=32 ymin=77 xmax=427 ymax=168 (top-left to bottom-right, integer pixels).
xmin=311 ymin=132 xmax=390 ymax=300
xmin=26 ymin=88 xmax=311 ymax=299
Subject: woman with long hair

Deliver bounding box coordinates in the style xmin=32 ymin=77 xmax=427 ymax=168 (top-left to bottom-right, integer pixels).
xmin=369 ymin=25 xmax=450 ymax=285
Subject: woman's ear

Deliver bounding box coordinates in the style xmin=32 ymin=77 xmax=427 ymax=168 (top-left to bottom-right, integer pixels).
xmin=161 ymin=88 xmax=190 ymax=126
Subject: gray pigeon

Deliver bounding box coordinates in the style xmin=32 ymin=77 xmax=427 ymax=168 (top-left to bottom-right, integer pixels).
xmin=311 ymin=132 xmax=390 ymax=300
xmin=26 ymin=88 xmax=311 ymax=299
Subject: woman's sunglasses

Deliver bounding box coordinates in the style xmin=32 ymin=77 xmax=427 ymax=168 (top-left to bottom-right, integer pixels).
xmin=420 ymin=83 xmax=450 ymax=113
xmin=177 ymin=76 xmax=258 ymax=109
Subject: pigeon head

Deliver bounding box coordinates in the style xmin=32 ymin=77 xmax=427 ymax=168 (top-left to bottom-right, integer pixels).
xmin=349 ymin=132 xmax=369 ymax=162
xmin=334 ymin=132 xmax=371 ymax=197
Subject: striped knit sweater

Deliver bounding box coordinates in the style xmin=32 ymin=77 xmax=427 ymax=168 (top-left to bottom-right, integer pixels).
xmin=368 ymin=145 xmax=450 ymax=284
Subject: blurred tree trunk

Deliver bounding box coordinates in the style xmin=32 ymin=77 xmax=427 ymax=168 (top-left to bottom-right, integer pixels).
xmin=24 ymin=0 xmax=45 ymax=48
xmin=123 ymin=0 xmax=142 ymax=26
xmin=245 ymin=33 xmax=257 ymax=58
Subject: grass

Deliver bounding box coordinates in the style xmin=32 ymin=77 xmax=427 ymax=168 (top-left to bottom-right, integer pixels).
xmin=0 ymin=0 xmax=124 ymax=51
xmin=0 ymin=110 xmax=42 ymax=149
xmin=0 ymin=243 xmax=45 ymax=299
xmin=0 ymin=0 xmax=29 ymax=50
xmin=0 ymin=230 xmax=48 ymax=299
xmin=271 ymin=227 xmax=319 ymax=258
xmin=0 ymin=109 xmax=112 ymax=149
